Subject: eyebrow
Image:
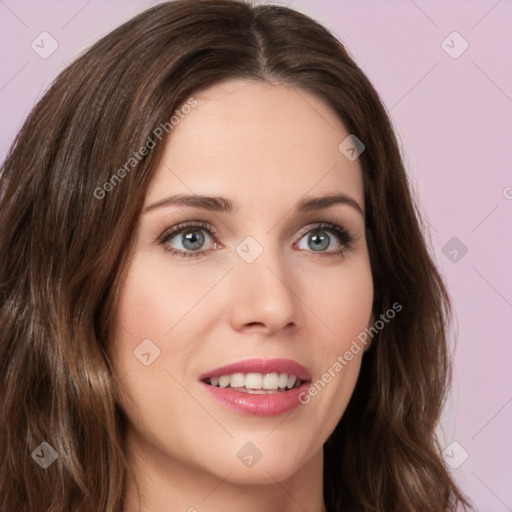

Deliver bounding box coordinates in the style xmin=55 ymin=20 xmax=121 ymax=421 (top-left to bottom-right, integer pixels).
xmin=143 ymin=192 xmax=364 ymax=217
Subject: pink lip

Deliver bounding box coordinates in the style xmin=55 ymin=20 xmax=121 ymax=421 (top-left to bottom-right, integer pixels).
xmin=198 ymin=358 xmax=312 ymax=382
xmin=198 ymin=358 xmax=312 ymax=417
xmin=200 ymin=381 xmax=311 ymax=417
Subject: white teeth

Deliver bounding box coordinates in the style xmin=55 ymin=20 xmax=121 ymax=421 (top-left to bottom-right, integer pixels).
xmin=230 ymin=373 xmax=245 ymax=388
xmin=207 ymin=372 xmax=302 ymax=391
xmin=237 ymin=388 xmax=279 ymax=394
xmin=245 ymin=373 xmax=263 ymax=389
xmin=219 ymin=375 xmax=230 ymax=388
xmin=262 ymin=372 xmax=279 ymax=390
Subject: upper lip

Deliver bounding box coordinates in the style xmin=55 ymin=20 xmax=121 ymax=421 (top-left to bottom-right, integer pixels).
xmin=199 ymin=358 xmax=312 ymax=382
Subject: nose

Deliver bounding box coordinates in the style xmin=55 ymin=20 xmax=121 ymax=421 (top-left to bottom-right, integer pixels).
xmin=228 ymin=247 xmax=299 ymax=336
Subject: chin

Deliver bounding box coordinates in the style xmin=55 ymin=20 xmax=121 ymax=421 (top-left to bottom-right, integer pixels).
xmin=223 ymin=460 xmax=305 ymax=486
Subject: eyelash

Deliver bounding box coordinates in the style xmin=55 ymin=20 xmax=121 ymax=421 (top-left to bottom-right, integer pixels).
xmin=156 ymin=220 xmax=354 ymax=260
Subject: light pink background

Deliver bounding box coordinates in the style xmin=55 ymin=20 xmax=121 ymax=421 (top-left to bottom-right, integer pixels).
xmin=1 ymin=1 xmax=511 ymax=510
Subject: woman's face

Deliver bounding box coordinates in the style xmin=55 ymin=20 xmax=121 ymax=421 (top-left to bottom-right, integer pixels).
xmin=109 ymin=78 xmax=373 ymax=486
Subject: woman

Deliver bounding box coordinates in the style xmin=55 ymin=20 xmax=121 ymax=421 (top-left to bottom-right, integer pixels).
xmin=0 ymin=1 xmax=470 ymax=510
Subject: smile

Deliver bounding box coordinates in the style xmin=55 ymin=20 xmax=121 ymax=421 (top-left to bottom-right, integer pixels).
xmin=203 ymin=372 xmax=303 ymax=393
xmin=199 ymin=358 xmax=312 ymax=416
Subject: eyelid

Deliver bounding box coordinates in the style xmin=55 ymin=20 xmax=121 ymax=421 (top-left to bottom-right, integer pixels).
xmin=157 ymin=220 xmax=218 ymax=244
xmin=296 ymin=221 xmax=347 ymax=239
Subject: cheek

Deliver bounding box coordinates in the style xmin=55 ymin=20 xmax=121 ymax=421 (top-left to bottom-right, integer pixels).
xmin=107 ymin=256 xmax=230 ymax=472
xmin=112 ymin=252 xmax=220 ymax=341
xmin=297 ymin=257 xmax=373 ymax=431
xmin=297 ymin=256 xmax=374 ymax=346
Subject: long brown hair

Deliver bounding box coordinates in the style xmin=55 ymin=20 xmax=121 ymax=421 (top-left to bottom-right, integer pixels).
xmin=0 ymin=1 xmax=469 ymax=510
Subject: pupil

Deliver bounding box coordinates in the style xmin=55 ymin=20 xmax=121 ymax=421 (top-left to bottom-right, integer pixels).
xmin=183 ymin=230 xmax=204 ymax=250
xmin=310 ymin=230 xmax=329 ymax=251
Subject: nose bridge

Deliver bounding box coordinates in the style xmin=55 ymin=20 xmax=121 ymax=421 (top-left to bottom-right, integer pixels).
xmin=229 ymin=233 xmax=299 ymax=332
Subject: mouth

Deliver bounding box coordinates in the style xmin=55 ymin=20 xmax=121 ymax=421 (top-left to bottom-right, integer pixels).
xmin=198 ymin=358 xmax=312 ymax=416
xmin=202 ymin=372 xmax=305 ymax=394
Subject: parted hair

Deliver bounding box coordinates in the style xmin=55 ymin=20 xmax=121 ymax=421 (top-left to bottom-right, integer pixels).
xmin=0 ymin=1 xmax=469 ymax=510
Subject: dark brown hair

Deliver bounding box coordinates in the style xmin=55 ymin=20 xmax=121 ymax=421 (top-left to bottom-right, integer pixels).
xmin=0 ymin=1 xmax=469 ymax=510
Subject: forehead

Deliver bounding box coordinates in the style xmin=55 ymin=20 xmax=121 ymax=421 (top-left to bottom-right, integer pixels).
xmin=145 ymin=79 xmax=364 ymax=212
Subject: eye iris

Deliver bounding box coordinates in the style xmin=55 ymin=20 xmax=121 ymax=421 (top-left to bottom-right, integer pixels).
xmin=309 ymin=229 xmax=329 ymax=251
xmin=182 ymin=230 xmax=205 ymax=250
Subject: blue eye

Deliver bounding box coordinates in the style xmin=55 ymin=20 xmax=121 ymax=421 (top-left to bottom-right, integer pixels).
xmin=157 ymin=221 xmax=354 ymax=259
xmin=158 ymin=221 xmax=217 ymax=259
xmin=295 ymin=224 xmax=353 ymax=257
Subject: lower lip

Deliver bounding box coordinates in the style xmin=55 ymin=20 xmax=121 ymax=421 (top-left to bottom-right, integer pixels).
xmin=200 ymin=381 xmax=310 ymax=417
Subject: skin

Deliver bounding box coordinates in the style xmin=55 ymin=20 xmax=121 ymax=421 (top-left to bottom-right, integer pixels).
xmin=108 ymin=78 xmax=374 ymax=512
